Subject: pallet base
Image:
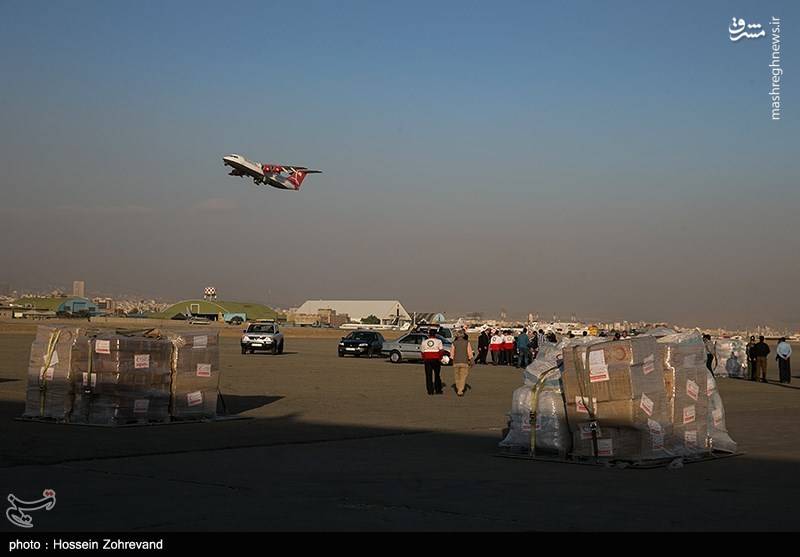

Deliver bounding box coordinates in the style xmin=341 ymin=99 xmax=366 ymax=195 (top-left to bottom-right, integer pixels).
xmin=496 ymin=447 xmax=742 ymax=469
xmin=14 ymin=415 xmax=251 ymax=428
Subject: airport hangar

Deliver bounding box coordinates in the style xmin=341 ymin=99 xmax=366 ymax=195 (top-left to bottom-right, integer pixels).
xmin=294 ymin=300 xmax=412 ymax=326
xmin=11 ymin=296 xmax=99 ymax=318
xmin=155 ymin=300 xmax=282 ymax=323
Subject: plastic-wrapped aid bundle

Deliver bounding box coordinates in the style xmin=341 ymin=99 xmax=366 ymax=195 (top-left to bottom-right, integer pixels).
xmin=562 ymin=337 xmax=672 ymax=460
xmin=168 ymin=331 xmax=220 ymax=419
xmin=713 ymin=338 xmax=748 ymax=379
xmin=23 ymin=326 xmax=84 ymax=419
xmin=71 ymin=334 xmax=172 ymax=425
xmin=658 ymin=331 xmax=712 ymax=455
xmin=708 ymin=377 xmax=737 ymax=453
xmin=499 ymin=385 xmax=571 ymax=455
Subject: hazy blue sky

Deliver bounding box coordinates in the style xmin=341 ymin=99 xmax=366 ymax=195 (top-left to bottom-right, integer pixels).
xmin=1 ymin=1 xmax=798 ymax=328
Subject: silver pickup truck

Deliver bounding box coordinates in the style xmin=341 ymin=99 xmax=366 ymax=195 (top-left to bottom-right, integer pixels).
xmin=241 ymin=321 xmax=284 ymax=355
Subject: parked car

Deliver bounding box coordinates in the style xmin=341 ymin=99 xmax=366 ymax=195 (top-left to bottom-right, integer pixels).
xmin=187 ymin=316 xmax=211 ymax=325
xmin=382 ymin=332 xmax=453 ymax=364
xmin=241 ymin=321 xmax=284 ymax=354
xmin=413 ymin=324 xmax=454 ymax=341
xmin=338 ymin=330 xmax=385 ymax=358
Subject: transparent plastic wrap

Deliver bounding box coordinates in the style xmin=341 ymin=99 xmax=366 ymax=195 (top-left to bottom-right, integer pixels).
xmin=168 ymin=331 xmax=221 ymax=420
xmin=708 ymin=384 xmax=738 ymax=453
xmin=499 ymin=385 xmax=571 ymax=455
xmin=658 ymin=331 xmax=737 ymax=456
xmin=713 ymin=338 xmax=748 ymax=379
xmin=71 ymin=334 xmax=172 ymax=425
xmin=23 ymin=326 xmax=84 ymax=419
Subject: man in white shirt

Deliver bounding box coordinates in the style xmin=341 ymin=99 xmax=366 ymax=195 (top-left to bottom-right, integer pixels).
xmin=776 ymin=337 xmax=792 ymax=384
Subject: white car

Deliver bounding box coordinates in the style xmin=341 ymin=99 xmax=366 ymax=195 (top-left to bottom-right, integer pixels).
xmin=241 ymin=321 xmax=284 ymax=355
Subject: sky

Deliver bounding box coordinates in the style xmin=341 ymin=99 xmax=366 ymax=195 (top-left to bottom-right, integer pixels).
xmin=0 ymin=0 xmax=798 ymax=329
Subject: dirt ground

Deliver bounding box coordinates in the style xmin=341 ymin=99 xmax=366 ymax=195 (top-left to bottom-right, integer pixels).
xmin=0 ymin=325 xmax=798 ymax=531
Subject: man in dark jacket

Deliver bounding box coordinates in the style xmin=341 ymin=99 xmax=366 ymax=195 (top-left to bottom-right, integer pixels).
xmin=746 ymin=336 xmax=757 ymax=381
xmin=476 ymin=329 xmax=489 ymax=365
xmin=752 ymin=336 xmax=771 ymax=383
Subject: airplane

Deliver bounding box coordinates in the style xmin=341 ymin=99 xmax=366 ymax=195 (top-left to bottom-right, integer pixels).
xmin=222 ymin=153 xmax=321 ymax=190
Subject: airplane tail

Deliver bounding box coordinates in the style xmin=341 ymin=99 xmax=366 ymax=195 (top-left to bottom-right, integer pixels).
xmin=287 ymin=169 xmax=321 ymax=190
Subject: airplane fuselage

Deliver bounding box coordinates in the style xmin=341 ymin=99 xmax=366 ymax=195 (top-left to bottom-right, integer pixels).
xmin=222 ymin=154 xmax=318 ymax=190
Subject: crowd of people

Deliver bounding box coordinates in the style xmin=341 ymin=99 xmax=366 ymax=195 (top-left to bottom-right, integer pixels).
xmin=417 ymin=325 xmax=793 ymax=396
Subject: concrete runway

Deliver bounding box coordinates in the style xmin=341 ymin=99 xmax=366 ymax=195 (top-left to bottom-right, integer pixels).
xmin=0 ymin=330 xmax=798 ymax=531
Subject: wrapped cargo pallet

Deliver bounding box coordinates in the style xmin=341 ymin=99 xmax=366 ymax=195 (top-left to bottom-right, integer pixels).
xmin=499 ymin=337 xmax=598 ymax=455
xmin=71 ymin=333 xmax=173 ymax=425
xmin=562 ymin=336 xmax=673 ymax=460
xmin=168 ymin=331 xmax=220 ymax=420
xmin=23 ymin=326 xmax=85 ymax=420
xmin=658 ymin=331 xmax=737 ymax=455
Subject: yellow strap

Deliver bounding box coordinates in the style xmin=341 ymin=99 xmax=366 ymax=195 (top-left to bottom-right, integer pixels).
xmin=38 ymin=329 xmax=62 ymax=416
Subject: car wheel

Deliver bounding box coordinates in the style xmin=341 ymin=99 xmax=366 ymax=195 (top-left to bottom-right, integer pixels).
xmin=389 ymin=351 xmax=402 ymax=363
xmin=241 ymin=346 xmax=246 ymax=355
xmin=338 ymin=352 xmax=344 ymax=357
xmin=272 ymin=344 xmax=278 ymax=355
xmin=278 ymin=341 xmax=284 ymax=354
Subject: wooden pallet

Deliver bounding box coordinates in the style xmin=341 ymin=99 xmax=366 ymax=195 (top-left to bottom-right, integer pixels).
xmin=14 ymin=414 xmax=251 ymax=428
xmin=496 ymin=447 xmax=742 ymax=469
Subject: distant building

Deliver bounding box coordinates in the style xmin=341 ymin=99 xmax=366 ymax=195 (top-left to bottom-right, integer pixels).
xmin=13 ymin=296 xmax=98 ymax=317
xmin=93 ymin=297 xmax=116 ymax=313
xmin=72 ymin=281 xmax=85 ymax=298
xmin=154 ymin=299 xmax=282 ymax=323
xmin=295 ymin=300 xmax=411 ymax=326
xmin=412 ymin=312 xmax=447 ymax=325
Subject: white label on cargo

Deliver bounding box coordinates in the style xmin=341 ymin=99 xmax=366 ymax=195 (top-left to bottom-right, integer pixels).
xmin=95 ymin=339 xmax=111 ymax=354
xmin=82 ymin=372 xmax=96 ymax=387
xmin=579 ymin=422 xmax=600 ymax=440
xmin=44 ymin=350 xmax=60 ymax=367
xmin=640 ymin=393 xmax=655 ymax=417
xmin=196 ymin=363 xmax=212 ymax=377
xmin=712 ymin=408 xmax=723 ymax=427
xmin=683 ymin=354 xmax=695 ymax=367
xmin=647 ymin=418 xmax=662 ymax=434
xmin=134 ymin=399 xmax=149 ymax=414
xmin=589 ymin=350 xmax=608 ymax=376
xmin=596 ymin=439 xmax=613 ymax=457
xmin=134 ymin=354 xmax=150 ymax=369
xmin=684 ymin=430 xmax=697 ymax=447
xmin=683 ymin=405 xmax=696 ymax=424
xmin=193 ymin=336 xmax=208 ymax=349
xmin=686 ymin=379 xmax=699 ymax=401
xmin=642 ymin=354 xmax=655 ymax=375
xmin=575 ymin=396 xmax=596 ymax=414
xmin=187 ymin=390 xmax=203 ymax=406
xmin=44 ymin=368 xmax=54 ymax=381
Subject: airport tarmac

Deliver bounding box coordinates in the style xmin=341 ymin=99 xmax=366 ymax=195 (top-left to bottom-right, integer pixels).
xmin=0 ymin=326 xmax=798 ymax=531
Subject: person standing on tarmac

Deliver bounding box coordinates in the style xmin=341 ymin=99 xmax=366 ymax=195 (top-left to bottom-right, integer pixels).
xmin=746 ymin=336 xmax=757 ymax=381
xmin=516 ymin=328 xmax=531 ymax=369
xmin=421 ymin=330 xmax=445 ymax=395
xmin=477 ymin=328 xmax=489 ymax=365
xmin=752 ymin=336 xmax=770 ymax=383
xmin=703 ymin=334 xmax=717 ymax=377
xmin=776 ymin=337 xmax=792 ymax=384
xmin=452 ymin=329 xmax=474 ymax=396
xmin=490 ymin=329 xmax=502 ymax=365
xmin=503 ymin=330 xmax=516 ymax=366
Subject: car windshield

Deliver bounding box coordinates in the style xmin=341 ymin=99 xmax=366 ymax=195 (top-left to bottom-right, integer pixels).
xmin=347 ymin=332 xmax=373 ymax=340
xmin=248 ymin=324 xmax=274 ymax=333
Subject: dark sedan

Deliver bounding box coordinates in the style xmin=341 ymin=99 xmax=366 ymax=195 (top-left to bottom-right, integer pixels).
xmin=338 ymin=330 xmax=385 ymax=358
